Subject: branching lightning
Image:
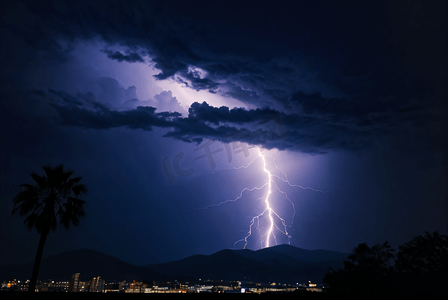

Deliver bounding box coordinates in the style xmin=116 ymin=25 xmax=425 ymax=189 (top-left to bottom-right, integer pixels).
xmin=233 ymin=148 xmax=292 ymax=249
xmin=196 ymin=147 xmax=324 ymax=250
xmin=200 ymin=183 xmax=268 ymax=210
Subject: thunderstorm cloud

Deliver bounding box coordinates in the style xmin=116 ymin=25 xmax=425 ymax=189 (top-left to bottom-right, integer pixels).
xmin=2 ymin=0 xmax=444 ymax=153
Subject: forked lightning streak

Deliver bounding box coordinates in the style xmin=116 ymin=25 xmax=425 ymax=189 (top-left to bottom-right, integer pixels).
xmin=198 ymin=147 xmax=323 ymax=250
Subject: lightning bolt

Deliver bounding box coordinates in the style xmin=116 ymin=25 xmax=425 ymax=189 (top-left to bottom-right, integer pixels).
xmin=194 ymin=146 xmax=324 ymax=250
xmin=233 ymin=148 xmax=292 ymax=249
xmin=260 ymin=148 xmax=274 ymax=247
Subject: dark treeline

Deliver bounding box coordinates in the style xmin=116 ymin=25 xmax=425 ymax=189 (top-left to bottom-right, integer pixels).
xmin=323 ymin=231 xmax=448 ymax=299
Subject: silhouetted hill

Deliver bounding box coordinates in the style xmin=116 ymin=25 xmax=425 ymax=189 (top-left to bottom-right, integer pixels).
xmin=146 ymin=245 xmax=349 ymax=284
xmin=0 ymin=245 xmax=348 ymax=284
xmin=266 ymin=244 xmax=349 ymax=262
xmin=0 ymin=249 xmax=165 ymax=282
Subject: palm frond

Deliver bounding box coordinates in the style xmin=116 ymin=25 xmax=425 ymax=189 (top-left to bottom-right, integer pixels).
xmin=71 ymin=184 xmax=88 ymax=196
xmin=61 ymin=170 xmax=75 ymax=183
xmin=12 ymin=164 xmax=88 ymax=234
xmin=12 ymin=189 xmax=39 ymax=216
xmin=29 ymin=172 xmax=46 ymax=187
xmin=23 ymin=214 xmax=38 ymax=231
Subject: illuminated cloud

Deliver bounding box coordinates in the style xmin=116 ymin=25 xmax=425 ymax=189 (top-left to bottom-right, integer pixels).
xmin=2 ymin=0 xmax=440 ymax=152
xmin=39 ymin=89 xmax=379 ymax=153
xmin=1 ymin=0 xmax=446 ymax=266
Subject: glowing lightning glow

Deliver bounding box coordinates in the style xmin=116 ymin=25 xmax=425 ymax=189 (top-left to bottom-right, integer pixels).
xmin=233 ymin=148 xmax=294 ymax=250
xmin=194 ymin=145 xmax=324 ymax=251
xmin=259 ymin=148 xmax=274 ymax=248
xmin=200 ymin=183 xmax=268 ymax=210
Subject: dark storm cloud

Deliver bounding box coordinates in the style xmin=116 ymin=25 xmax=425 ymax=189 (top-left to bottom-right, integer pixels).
xmin=45 ymin=90 xmax=180 ymax=130
xmin=38 ymin=89 xmax=381 ymax=153
xmin=4 ymin=0 xmax=447 ymax=153
xmin=152 ymin=58 xmax=187 ymax=80
xmin=187 ymin=101 xmax=279 ymax=125
xmin=175 ymin=72 xmax=219 ymax=92
xmin=1 ymin=0 xmax=447 ymax=268
xmin=100 ymin=50 xmax=145 ymax=63
xmin=223 ymin=82 xmax=262 ymax=106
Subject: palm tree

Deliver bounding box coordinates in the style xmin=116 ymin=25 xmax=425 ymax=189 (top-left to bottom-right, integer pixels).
xmin=12 ymin=164 xmax=88 ymax=292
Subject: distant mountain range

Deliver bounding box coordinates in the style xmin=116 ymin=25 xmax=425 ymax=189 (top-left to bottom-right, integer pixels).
xmin=0 ymin=249 xmax=164 ymax=282
xmin=0 ymin=245 xmax=349 ymax=284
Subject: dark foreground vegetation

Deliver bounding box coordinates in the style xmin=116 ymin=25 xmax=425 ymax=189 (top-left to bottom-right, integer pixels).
xmin=323 ymin=231 xmax=448 ymax=299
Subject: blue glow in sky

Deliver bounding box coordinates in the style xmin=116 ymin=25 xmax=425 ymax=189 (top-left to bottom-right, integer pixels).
xmin=0 ymin=0 xmax=446 ymax=266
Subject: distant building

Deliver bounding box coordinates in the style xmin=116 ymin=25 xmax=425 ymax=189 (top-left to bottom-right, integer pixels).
xmin=125 ymin=281 xmax=147 ymax=293
xmin=69 ymin=273 xmax=80 ymax=292
xmin=296 ymin=281 xmax=325 ymax=292
xmin=104 ymin=282 xmax=120 ymax=293
xmin=89 ymin=276 xmax=105 ymax=292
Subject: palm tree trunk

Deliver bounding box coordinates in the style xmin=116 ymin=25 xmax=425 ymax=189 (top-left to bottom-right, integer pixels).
xmin=28 ymin=230 xmax=48 ymax=293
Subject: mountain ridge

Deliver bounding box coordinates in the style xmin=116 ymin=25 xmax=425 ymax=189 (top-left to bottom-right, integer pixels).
xmin=0 ymin=245 xmax=349 ymax=284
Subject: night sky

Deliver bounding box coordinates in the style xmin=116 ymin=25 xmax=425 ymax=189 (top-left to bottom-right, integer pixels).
xmin=1 ymin=0 xmax=447 ymax=267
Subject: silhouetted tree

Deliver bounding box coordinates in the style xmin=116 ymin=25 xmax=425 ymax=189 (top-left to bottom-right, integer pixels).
xmin=323 ymin=241 xmax=395 ymax=294
xmin=324 ymin=232 xmax=448 ymax=297
xmin=393 ymin=231 xmax=448 ymax=298
xmin=12 ymin=165 xmax=87 ymax=292
xmin=395 ymin=231 xmax=448 ymax=275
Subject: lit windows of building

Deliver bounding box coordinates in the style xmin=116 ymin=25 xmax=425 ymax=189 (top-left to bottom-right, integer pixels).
xmin=68 ymin=273 xmax=80 ymax=292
